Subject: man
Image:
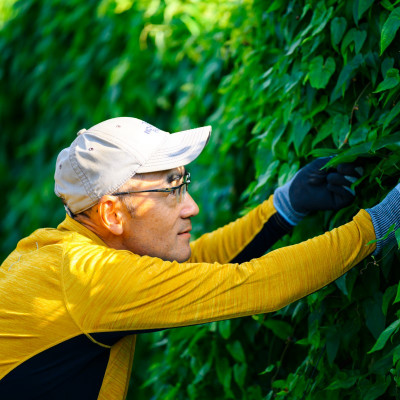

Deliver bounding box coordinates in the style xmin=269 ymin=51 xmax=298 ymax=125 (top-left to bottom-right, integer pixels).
xmin=0 ymin=117 xmax=398 ymax=399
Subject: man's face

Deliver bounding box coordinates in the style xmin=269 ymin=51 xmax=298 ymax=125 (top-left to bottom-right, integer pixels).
xmin=119 ymin=166 xmax=199 ymax=262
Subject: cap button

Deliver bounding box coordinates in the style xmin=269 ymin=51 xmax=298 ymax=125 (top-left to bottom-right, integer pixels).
xmin=77 ymin=128 xmax=87 ymax=136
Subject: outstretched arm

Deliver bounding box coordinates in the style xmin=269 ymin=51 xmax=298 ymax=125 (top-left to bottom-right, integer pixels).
xmin=63 ymin=209 xmax=376 ymax=332
xmin=190 ymin=158 xmax=361 ymax=264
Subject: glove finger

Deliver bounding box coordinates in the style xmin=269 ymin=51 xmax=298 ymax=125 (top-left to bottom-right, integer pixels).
xmin=326 ymin=183 xmax=355 ymax=205
xmin=307 ymin=158 xmax=331 ymax=185
xmin=327 ymin=172 xmax=354 ymax=187
xmin=342 ymin=185 xmax=356 ymax=196
xmin=336 ymin=163 xmax=363 ymax=178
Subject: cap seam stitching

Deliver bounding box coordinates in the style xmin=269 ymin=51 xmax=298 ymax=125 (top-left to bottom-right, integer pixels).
xmin=69 ymin=140 xmax=98 ymax=202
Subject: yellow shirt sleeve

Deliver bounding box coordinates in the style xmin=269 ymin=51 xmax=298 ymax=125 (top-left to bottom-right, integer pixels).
xmin=189 ymin=195 xmax=278 ymax=264
xmin=62 ymin=209 xmax=376 ymax=334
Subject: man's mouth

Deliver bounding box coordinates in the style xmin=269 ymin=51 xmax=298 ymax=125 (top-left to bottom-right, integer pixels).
xmin=178 ymin=227 xmax=192 ymax=236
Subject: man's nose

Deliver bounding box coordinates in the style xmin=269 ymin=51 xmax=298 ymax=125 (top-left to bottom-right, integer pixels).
xmin=181 ymin=192 xmax=199 ymax=218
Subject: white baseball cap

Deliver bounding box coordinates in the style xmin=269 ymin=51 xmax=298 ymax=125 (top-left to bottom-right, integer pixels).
xmin=54 ymin=117 xmax=211 ymax=215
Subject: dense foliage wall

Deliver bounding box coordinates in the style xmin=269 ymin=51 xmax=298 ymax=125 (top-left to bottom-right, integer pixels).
xmin=1 ymin=0 xmax=400 ymax=398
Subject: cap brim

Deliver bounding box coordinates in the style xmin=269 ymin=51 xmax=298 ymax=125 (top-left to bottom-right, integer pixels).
xmin=136 ymin=126 xmax=211 ymax=173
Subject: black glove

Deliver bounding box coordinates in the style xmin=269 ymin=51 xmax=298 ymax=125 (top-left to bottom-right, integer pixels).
xmin=273 ymin=158 xmax=362 ymax=225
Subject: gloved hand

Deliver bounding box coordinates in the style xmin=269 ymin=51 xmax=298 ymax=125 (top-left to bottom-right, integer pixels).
xmin=367 ymin=183 xmax=400 ymax=255
xmin=273 ymin=158 xmax=363 ymax=225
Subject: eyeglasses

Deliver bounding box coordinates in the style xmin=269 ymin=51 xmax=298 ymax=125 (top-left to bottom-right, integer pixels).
xmin=112 ymin=172 xmax=191 ymax=203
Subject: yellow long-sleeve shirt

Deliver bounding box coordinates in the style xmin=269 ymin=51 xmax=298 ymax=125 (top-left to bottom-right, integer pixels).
xmin=0 ymin=196 xmax=375 ymax=399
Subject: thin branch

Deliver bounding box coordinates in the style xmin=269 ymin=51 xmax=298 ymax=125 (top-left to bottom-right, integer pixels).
xmin=349 ymin=83 xmax=371 ymax=126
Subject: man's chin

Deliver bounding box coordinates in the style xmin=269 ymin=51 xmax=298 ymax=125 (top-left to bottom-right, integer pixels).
xmin=168 ymin=248 xmax=191 ymax=263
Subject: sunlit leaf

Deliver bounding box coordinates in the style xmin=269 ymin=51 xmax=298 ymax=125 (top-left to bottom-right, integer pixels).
xmin=366 ymin=223 xmax=396 ymax=245
xmin=259 ymin=364 xmax=275 ymax=375
xmin=331 ymin=16 xmax=347 ymax=47
xmin=368 ymin=319 xmax=400 ymax=353
xmin=381 ymin=7 xmax=400 ymax=54
xmin=308 ymin=56 xmax=336 ymax=89
xmin=396 ymin=229 xmax=400 ymax=249
xmin=218 ymin=319 xmax=231 ymax=339
xmin=374 ymin=68 xmax=400 ymax=92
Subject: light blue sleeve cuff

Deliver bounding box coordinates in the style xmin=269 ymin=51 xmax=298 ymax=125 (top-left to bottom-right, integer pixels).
xmin=273 ymin=180 xmax=308 ymax=226
xmin=366 ymin=186 xmax=400 ymax=255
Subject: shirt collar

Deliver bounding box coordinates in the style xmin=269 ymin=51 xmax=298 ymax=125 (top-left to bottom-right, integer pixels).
xmin=57 ymin=214 xmax=108 ymax=247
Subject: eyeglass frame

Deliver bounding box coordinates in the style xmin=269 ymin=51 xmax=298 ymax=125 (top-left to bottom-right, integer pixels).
xmin=111 ymin=172 xmax=191 ymax=203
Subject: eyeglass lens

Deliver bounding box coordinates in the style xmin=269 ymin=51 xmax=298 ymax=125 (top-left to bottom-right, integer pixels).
xmin=176 ymin=180 xmax=189 ymax=203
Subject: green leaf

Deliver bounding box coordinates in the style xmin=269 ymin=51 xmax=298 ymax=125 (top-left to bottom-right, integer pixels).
xmin=349 ymin=126 xmax=370 ymax=146
xmin=372 ymin=131 xmax=400 ymax=151
xmin=266 ymin=1 xmax=284 ymax=12
xmin=263 ymin=319 xmax=293 ymax=340
xmin=366 ymin=223 xmax=396 ymax=245
xmin=368 ymin=319 xmax=400 ymax=353
xmin=394 ymin=282 xmax=400 ymax=304
xmin=382 ymin=103 xmax=400 ymax=132
xmin=335 ymin=274 xmax=348 ymax=296
xmin=326 ymin=328 xmax=340 ymax=365
xmin=381 ymin=7 xmax=400 ymax=54
xmin=309 ymin=148 xmax=338 ymax=158
xmin=300 ymin=4 xmax=312 ymax=20
xmin=331 ymin=54 xmax=364 ymax=101
xmin=393 ymin=344 xmax=400 ymax=364
xmin=277 ymin=162 xmax=296 ymax=187
xmin=309 ymin=5 xmax=334 ymax=37
xmin=364 ymin=295 xmax=386 ymax=340
xmin=353 ymin=0 xmax=374 ymax=23
xmin=218 ymin=319 xmax=231 ymax=339
xmin=254 ymin=159 xmax=280 ymax=192
xmin=327 ymin=376 xmax=358 ymax=390
xmin=396 ymin=229 xmax=400 ymax=249
xmin=359 ymin=376 xmax=390 ymax=400
xmin=292 ymin=119 xmax=312 ymax=154
xmin=226 ymin=341 xmax=246 ymax=363
xmin=374 ymin=68 xmax=400 ymax=92
xmin=312 ymin=119 xmax=334 ymax=147
xmin=233 ymin=363 xmax=247 ymax=389
xmin=331 ymin=114 xmax=351 ymax=148
xmin=324 ymin=141 xmax=372 ymax=167
xmin=330 ymin=17 xmax=347 ymax=47
xmin=341 ymin=28 xmax=367 ymax=54
xmin=216 ymin=357 xmax=232 ymax=390
xmin=382 ymin=285 xmax=397 ymax=315
xmin=192 ymin=359 xmax=212 ymax=384
xmin=304 ymin=95 xmax=328 ymax=119
xmin=271 ymin=124 xmax=286 ymax=155
xmin=259 ymin=364 xmax=275 ymax=375
xmin=308 ymin=56 xmax=336 ymax=89
xmin=381 ymin=57 xmax=395 ymax=77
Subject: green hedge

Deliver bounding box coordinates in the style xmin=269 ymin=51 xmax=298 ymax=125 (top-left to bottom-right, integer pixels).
xmin=1 ymin=0 xmax=400 ymax=398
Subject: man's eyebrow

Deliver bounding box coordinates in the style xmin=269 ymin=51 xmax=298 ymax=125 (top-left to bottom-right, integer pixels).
xmin=166 ymin=168 xmax=187 ymax=184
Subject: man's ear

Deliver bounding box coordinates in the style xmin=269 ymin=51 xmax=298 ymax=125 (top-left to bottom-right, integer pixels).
xmin=97 ymin=196 xmax=124 ymax=235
